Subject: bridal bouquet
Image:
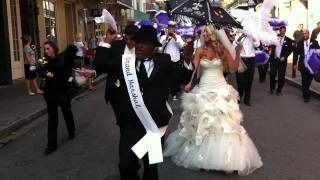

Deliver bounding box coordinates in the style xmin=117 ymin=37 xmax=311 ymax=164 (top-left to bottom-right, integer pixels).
xmin=37 ymin=57 xmax=49 ymax=89
xmin=38 ymin=57 xmax=49 ymax=74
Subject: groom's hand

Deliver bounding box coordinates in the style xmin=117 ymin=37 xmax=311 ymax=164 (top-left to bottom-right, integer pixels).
xmin=184 ymin=83 xmax=192 ymax=93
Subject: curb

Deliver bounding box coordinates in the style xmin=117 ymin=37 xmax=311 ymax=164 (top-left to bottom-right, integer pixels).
xmin=285 ymin=76 xmax=320 ymax=99
xmin=0 ymin=75 xmax=107 ymax=140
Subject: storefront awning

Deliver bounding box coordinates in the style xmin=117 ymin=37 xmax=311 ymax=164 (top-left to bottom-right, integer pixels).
xmin=134 ymin=10 xmax=150 ymax=20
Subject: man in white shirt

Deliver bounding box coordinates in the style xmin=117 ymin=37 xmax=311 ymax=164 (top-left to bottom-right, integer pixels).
xmin=193 ymin=30 xmax=202 ymax=50
xmin=235 ymin=33 xmax=260 ymax=106
xmin=293 ymin=29 xmax=319 ymax=102
xmin=159 ymin=21 xmax=185 ymax=100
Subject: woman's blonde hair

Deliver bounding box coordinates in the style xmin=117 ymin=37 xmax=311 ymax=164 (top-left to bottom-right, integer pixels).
xmin=202 ymin=25 xmax=227 ymax=68
xmin=76 ymin=33 xmax=83 ymax=41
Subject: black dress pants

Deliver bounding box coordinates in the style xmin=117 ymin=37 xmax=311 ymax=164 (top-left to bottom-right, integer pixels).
xmin=46 ymin=98 xmax=75 ymax=148
xmin=118 ymin=127 xmax=163 ymax=180
xmin=236 ymin=57 xmax=255 ymax=102
xmin=170 ymin=61 xmax=182 ymax=97
xmin=258 ymin=63 xmax=269 ymax=82
xmin=269 ymin=58 xmax=287 ymax=93
xmin=300 ymin=68 xmax=314 ymax=100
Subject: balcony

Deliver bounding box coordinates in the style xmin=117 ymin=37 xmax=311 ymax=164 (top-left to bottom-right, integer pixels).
xmin=117 ymin=0 xmax=133 ymax=9
xmin=145 ymin=3 xmax=159 ymax=12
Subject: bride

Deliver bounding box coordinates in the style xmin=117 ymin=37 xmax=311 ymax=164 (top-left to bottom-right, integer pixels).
xmin=164 ymin=25 xmax=263 ymax=176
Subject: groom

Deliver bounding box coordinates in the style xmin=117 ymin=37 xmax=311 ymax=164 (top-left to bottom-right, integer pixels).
xmin=94 ymin=26 xmax=192 ymax=180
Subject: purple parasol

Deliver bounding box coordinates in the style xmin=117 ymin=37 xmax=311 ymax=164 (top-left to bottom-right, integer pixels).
xmin=176 ymin=26 xmax=195 ymax=37
xmin=155 ymin=10 xmax=171 ymax=28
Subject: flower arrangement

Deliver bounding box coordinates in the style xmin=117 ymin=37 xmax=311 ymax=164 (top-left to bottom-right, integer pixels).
xmin=37 ymin=57 xmax=49 ymax=87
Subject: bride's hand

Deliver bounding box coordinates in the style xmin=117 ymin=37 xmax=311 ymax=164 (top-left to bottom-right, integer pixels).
xmin=184 ymin=83 xmax=192 ymax=93
xmin=235 ymin=44 xmax=243 ymax=55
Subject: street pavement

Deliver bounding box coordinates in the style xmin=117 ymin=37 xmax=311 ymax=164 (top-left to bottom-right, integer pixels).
xmin=0 ymin=79 xmax=45 ymax=128
xmin=0 ymin=75 xmax=106 ymax=139
xmin=1 ymin=74 xmax=320 ymax=180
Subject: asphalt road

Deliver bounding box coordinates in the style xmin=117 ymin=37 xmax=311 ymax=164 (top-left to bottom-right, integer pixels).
xmin=1 ymin=74 xmax=320 ymax=180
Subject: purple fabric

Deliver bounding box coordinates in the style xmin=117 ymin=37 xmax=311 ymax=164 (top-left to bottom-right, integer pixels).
xmin=155 ymin=11 xmax=170 ymax=28
xmin=135 ymin=20 xmax=161 ymax=36
xmin=255 ymin=51 xmax=269 ymax=65
xmin=306 ymin=49 xmax=320 ymax=74
xmin=176 ymin=26 xmax=195 ymax=37
xmin=135 ymin=20 xmax=157 ymax=28
xmin=268 ymin=18 xmax=288 ymax=28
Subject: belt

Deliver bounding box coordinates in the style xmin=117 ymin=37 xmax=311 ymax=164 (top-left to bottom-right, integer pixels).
xmin=241 ymin=57 xmax=254 ymax=60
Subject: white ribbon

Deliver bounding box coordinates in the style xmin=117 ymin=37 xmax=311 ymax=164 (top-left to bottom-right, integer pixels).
xmin=122 ymin=54 xmax=163 ymax=164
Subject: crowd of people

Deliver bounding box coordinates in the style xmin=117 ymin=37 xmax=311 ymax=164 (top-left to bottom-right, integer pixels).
xmin=19 ymin=15 xmax=320 ymax=180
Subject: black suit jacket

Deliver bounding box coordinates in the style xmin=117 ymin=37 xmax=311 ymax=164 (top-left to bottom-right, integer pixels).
xmin=270 ymin=36 xmax=294 ymax=61
xmin=93 ymin=40 xmax=126 ymax=102
xmin=293 ymin=39 xmax=320 ymax=71
xmin=108 ymin=53 xmax=176 ymax=128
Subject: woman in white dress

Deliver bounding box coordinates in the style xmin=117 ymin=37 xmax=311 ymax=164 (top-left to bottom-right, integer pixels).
xmin=164 ymin=25 xmax=263 ymax=176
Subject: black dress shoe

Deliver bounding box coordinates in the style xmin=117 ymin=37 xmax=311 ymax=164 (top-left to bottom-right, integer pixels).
xmin=269 ymin=90 xmax=274 ymax=95
xmin=276 ymin=91 xmax=282 ymax=96
xmin=68 ymin=132 xmax=75 ymax=140
xmin=304 ymin=98 xmax=310 ymax=103
xmin=45 ymin=146 xmax=57 ymax=155
xmin=259 ymin=78 xmax=266 ymax=83
xmin=244 ymin=101 xmax=251 ymax=106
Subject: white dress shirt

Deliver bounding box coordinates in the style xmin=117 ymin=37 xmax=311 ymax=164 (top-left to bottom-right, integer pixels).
xmin=236 ymin=36 xmax=260 ymax=58
xmin=137 ymin=58 xmax=154 ymax=78
xmin=159 ymin=34 xmax=184 ymax=62
xmin=275 ymin=36 xmax=285 ymax=59
xmin=98 ymin=42 xmax=111 ymax=48
xmin=304 ymin=39 xmax=310 ymax=57
xmin=74 ymin=41 xmax=85 ymax=57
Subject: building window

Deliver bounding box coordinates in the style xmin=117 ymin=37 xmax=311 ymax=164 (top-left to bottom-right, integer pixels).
xmin=137 ymin=0 xmax=141 ymax=11
xmin=43 ymin=0 xmax=57 ymax=42
xmin=10 ymin=0 xmax=21 ymax=62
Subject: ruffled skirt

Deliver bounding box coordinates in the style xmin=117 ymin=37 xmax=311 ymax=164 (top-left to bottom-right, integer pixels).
xmin=164 ymin=84 xmax=263 ymax=176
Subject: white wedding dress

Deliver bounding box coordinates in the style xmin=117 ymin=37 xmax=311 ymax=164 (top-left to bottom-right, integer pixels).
xmin=164 ymin=58 xmax=263 ymax=176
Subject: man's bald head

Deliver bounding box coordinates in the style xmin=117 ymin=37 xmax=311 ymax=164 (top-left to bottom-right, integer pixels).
xmin=303 ymin=29 xmax=310 ymax=40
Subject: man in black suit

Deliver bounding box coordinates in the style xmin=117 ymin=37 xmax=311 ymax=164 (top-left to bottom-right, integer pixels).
xmin=93 ymin=25 xmax=138 ymax=103
xmin=269 ymin=26 xmax=294 ymax=95
xmin=93 ymin=26 xmax=191 ymax=180
xmin=293 ymin=29 xmax=320 ymax=102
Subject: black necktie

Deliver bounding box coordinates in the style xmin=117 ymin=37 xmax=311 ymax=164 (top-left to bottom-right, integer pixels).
xmin=138 ymin=58 xmax=152 ymax=90
xmin=139 ymin=61 xmax=148 ymax=81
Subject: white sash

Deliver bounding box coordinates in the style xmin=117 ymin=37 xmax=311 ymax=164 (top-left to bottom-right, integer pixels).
xmin=122 ymin=54 xmax=163 ymax=164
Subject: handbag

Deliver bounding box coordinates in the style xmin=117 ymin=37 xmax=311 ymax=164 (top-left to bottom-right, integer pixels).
xmin=74 ymin=70 xmax=87 ymax=86
xmin=238 ymin=58 xmax=247 ymax=73
xmin=29 ymin=65 xmax=37 ymax=71
xmin=63 ymin=70 xmax=82 ymax=100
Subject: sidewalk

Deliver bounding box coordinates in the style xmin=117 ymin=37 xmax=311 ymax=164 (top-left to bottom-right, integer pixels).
xmin=285 ymin=63 xmax=320 ymax=98
xmin=0 ymin=75 xmax=106 ymax=139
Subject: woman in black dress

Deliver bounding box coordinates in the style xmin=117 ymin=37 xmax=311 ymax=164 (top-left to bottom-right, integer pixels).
xmin=43 ymin=41 xmax=77 ymax=155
